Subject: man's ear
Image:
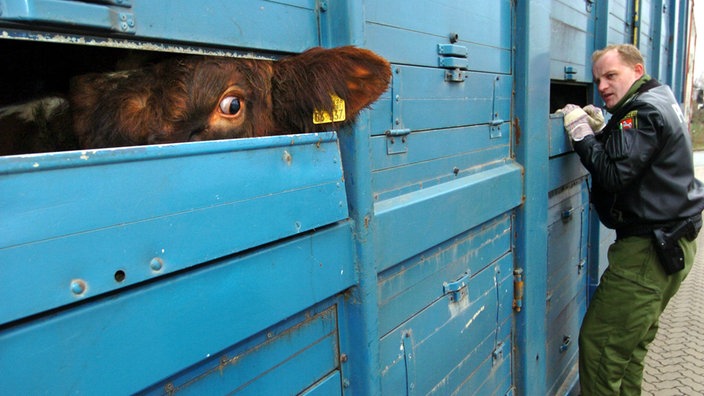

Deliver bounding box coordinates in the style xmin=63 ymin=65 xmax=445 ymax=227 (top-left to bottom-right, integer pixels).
xmin=634 ymin=63 xmax=645 ymax=78
xmin=270 ymin=46 xmax=391 ymax=133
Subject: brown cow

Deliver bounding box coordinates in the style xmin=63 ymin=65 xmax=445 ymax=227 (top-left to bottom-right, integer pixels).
xmin=0 ymin=46 xmax=391 ymax=155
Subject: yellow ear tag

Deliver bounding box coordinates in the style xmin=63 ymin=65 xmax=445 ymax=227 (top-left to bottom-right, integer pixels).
xmin=313 ymin=94 xmax=346 ymax=124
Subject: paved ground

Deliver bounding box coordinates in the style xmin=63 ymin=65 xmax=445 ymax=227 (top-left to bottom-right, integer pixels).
xmin=641 ymin=164 xmax=704 ymax=395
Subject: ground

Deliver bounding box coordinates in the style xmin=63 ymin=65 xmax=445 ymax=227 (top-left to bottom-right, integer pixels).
xmin=691 ymin=107 xmax=704 ymax=150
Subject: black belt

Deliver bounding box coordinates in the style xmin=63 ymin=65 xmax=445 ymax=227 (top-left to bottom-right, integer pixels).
xmin=615 ymin=213 xmax=702 ymax=241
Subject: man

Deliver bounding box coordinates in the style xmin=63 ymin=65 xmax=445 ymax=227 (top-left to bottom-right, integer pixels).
xmin=559 ymin=44 xmax=704 ymax=395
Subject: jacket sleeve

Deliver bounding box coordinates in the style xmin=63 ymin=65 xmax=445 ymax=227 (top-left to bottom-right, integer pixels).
xmin=572 ymin=104 xmax=662 ymax=193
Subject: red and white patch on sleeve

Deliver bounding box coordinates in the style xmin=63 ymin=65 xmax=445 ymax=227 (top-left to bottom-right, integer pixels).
xmin=619 ymin=117 xmax=634 ymax=130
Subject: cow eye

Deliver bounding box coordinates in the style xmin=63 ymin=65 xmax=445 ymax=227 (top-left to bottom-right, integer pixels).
xmin=219 ymin=96 xmax=242 ymax=115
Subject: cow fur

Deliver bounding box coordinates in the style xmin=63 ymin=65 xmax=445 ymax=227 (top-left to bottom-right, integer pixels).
xmin=1 ymin=46 xmax=391 ymax=155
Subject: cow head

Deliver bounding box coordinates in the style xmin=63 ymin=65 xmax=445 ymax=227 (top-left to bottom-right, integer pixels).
xmin=70 ymin=46 xmax=391 ymax=148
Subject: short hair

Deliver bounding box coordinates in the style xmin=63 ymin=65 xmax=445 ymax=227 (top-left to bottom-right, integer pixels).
xmin=592 ymin=44 xmax=646 ymax=70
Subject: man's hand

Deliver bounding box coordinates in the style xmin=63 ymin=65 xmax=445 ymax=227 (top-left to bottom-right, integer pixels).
xmin=583 ymin=104 xmax=605 ymax=133
xmin=557 ymin=104 xmax=594 ymax=141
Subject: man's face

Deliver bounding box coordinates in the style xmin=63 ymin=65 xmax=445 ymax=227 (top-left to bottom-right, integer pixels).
xmin=592 ymin=49 xmax=644 ymax=109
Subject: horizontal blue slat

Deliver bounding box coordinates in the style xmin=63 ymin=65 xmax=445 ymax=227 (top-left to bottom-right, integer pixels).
xmin=374 ymin=162 xmax=523 ymax=271
xmin=150 ymin=306 xmax=340 ymax=395
xmin=0 ymin=133 xmax=348 ymax=324
xmin=369 ymin=67 xmax=512 ymax=134
xmin=370 ymin=124 xmax=511 ymax=201
xmin=0 ymin=0 xmax=130 ymax=32
xmin=0 ymin=223 xmax=355 ymax=395
xmin=548 ymin=154 xmax=589 ymax=192
xmin=131 ymin=0 xmax=319 ymax=53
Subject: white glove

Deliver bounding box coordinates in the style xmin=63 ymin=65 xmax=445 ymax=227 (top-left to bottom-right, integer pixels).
xmin=583 ymin=104 xmax=605 ymax=133
xmin=557 ymin=104 xmax=594 ymax=141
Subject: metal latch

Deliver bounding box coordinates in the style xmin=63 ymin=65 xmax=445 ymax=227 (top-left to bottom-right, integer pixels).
xmin=564 ymin=66 xmax=577 ymax=81
xmin=443 ymin=271 xmax=470 ymax=302
xmin=560 ymin=335 xmax=572 ymax=352
xmin=493 ymin=342 xmax=505 ymax=366
xmin=386 ymin=128 xmax=410 ymax=155
xmin=438 ymin=43 xmax=469 ymax=82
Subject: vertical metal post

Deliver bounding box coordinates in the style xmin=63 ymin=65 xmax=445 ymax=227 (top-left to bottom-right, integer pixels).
xmin=632 ymin=0 xmax=642 ymax=46
xmin=330 ymin=1 xmax=382 ymax=394
xmin=514 ymin=0 xmax=550 ymax=394
xmin=672 ymin=0 xmax=689 ymax=100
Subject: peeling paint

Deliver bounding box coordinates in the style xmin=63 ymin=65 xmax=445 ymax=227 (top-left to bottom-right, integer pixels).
xmin=461 ymin=305 xmax=486 ymax=333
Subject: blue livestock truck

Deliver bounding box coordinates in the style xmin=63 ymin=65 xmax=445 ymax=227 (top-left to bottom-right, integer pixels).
xmin=0 ymin=0 xmax=696 ymax=394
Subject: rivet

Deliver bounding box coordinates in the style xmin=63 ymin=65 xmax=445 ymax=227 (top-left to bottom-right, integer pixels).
xmin=70 ymin=279 xmax=87 ymax=295
xmin=150 ymin=257 xmax=164 ymax=272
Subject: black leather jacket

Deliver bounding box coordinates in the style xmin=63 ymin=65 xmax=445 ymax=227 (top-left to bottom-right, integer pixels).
xmin=573 ymin=79 xmax=704 ymax=235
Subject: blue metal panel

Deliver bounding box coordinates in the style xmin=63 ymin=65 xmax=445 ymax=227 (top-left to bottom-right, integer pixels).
xmin=607 ymin=0 xmax=635 ymax=45
xmin=378 ymin=215 xmax=512 ymax=337
xmin=0 ymin=0 xmax=323 ymax=53
xmin=0 ymin=223 xmax=355 ymax=394
xmin=145 ymin=304 xmax=342 ymax=395
xmin=379 ymin=253 xmax=514 ymax=395
xmin=369 ymin=67 xmax=512 ymax=135
xmin=550 ymin=0 xmax=598 ymax=82
xmin=301 ymin=371 xmax=344 ymax=396
xmin=0 ymin=0 xmax=135 ymax=33
xmin=373 ymin=163 xmax=523 ymax=271
xmin=371 ymin=124 xmax=511 ymax=201
xmin=365 ymin=0 xmax=513 ymax=74
xmin=0 ymin=133 xmax=348 ymax=325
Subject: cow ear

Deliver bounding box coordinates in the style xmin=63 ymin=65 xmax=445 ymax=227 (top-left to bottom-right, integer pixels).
xmin=271 ymin=46 xmax=391 ymax=133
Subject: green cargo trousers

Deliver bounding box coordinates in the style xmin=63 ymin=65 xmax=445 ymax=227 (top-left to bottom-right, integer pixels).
xmin=579 ymin=235 xmax=697 ymax=396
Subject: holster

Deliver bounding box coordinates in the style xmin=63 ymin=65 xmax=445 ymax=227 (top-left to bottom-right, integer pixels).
xmin=652 ymin=216 xmax=701 ymax=275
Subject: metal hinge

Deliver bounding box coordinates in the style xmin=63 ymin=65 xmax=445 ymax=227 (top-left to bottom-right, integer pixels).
xmin=513 ymin=268 xmax=524 ymax=312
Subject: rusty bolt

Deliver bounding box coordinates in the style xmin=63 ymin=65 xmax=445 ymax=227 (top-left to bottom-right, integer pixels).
xmin=340 ymin=353 xmax=348 ymax=363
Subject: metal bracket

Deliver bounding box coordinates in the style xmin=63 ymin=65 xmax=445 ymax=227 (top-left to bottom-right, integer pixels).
xmin=490 ymin=76 xmax=504 ymax=138
xmin=438 ymin=43 xmax=468 ymax=83
xmin=493 ymin=342 xmax=505 ymax=366
xmin=402 ymin=330 xmax=417 ymax=395
xmin=445 ymin=69 xmax=467 ymax=83
xmin=443 ymin=271 xmax=470 ymax=302
xmin=386 ymin=128 xmax=410 ymax=155
xmin=560 ymin=335 xmax=572 ymax=352
xmin=577 ymin=258 xmax=586 ymax=275
xmin=564 ymin=66 xmax=577 ymax=81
